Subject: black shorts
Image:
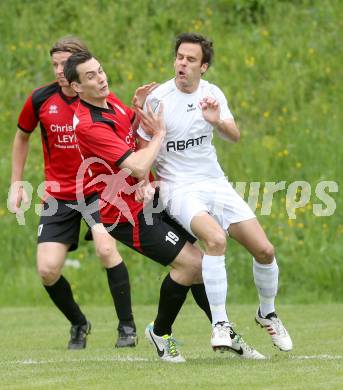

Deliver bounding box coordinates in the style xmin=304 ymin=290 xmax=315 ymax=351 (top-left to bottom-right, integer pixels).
xmin=104 ymin=210 xmax=196 ymax=266
xmin=37 ymin=193 xmax=100 ymax=252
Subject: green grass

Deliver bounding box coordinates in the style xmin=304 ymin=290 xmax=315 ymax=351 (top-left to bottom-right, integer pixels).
xmin=1 ymin=304 xmax=342 ymax=389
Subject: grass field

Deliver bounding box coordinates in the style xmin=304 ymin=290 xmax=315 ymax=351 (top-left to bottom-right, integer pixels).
xmin=1 ymin=304 xmax=342 ymax=389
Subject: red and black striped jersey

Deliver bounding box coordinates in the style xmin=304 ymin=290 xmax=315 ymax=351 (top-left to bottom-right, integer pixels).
xmin=18 ymin=81 xmax=94 ymax=200
xmin=74 ymin=93 xmax=144 ymax=224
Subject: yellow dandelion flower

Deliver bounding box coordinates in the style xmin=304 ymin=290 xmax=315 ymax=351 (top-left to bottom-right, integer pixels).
xmin=261 ymin=29 xmax=269 ymax=37
xmin=245 ymin=56 xmax=255 ymax=67
xmin=308 ymin=48 xmax=315 ymax=55
xmin=127 ymin=72 xmax=133 ymax=81
xmin=0 ymin=208 xmax=5 ymax=217
xmin=288 ymin=219 xmax=294 ymax=227
xmin=283 ymin=149 xmax=289 ymax=157
xmin=296 ymin=162 xmax=302 ymax=169
xmin=282 ymin=107 xmax=288 ymax=113
xmin=297 ymin=222 xmax=304 ymax=229
xmin=263 ymin=111 xmax=270 ymax=119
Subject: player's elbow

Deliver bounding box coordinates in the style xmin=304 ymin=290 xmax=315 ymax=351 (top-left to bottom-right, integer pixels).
xmin=130 ymin=165 xmax=150 ymax=181
xmin=230 ymin=132 xmax=240 ymax=143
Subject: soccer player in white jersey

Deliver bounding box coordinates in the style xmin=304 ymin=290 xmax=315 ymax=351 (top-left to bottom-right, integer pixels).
xmin=138 ymin=32 xmax=292 ymax=352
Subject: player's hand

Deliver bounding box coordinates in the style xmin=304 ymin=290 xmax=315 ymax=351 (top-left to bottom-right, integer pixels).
xmin=199 ymin=96 xmax=221 ymax=126
xmin=135 ymin=180 xmax=156 ymax=203
xmin=8 ymin=183 xmax=29 ymax=215
xmin=132 ymin=82 xmax=159 ymax=110
xmin=137 ymin=102 xmax=165 ymax=137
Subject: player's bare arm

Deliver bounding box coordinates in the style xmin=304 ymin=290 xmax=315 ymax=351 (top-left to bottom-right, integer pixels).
xmin=9 ymin=129 xmax=31 ymax=213
xmin=200 ymin=96 xmax=240 ymax=142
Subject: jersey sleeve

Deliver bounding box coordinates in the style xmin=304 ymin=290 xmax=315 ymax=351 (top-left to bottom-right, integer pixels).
xmin=211 ymin=85 xmax=234 ymax=121
xmin=81 ymin=122 xmax=133 ymax=167
xmin=17 ymin=94 xmax=39 ymax=133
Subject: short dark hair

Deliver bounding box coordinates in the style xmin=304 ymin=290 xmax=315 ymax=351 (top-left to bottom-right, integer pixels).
xmin=50 ymin=36 xmax=88 ymax=56
xmin=64 ymin=51 xmax=93 ymax=84
xmin=175 ymin=33 xmax=214 ymax=67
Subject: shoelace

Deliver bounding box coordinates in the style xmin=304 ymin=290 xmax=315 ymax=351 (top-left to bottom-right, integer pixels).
xmin=163 ymin=335 xmax=180 ymax=357
xmin=271 ymin=317 xmax=287 ymax=336
xmin=233 ymin=334 xmax=254 ymax=353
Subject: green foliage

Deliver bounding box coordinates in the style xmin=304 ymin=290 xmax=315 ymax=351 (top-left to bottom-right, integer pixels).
xmin=0 ymin=0 xmax=342 ymax=305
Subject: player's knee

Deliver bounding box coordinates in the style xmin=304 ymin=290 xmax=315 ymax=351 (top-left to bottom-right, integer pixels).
xmin=96 ymin=243 xmax=122 ymax=267
xmin=204 ymin=230 xmax=227 ymax=254
xmin=37 ymin=263 xmax=61 ymax=285
xmin=254 ymin=242 xmax=275 ymax=263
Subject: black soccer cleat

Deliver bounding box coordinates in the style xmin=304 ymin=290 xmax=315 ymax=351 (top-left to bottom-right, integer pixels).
xmin=68 ymin=321 xmax=91 ymax=350
xmin=115 ymin=322 xmax=138 ymax=348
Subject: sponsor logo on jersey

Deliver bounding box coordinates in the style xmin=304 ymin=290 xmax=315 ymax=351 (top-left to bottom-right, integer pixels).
xmin=49 ymin=104 xmax=58 ymax=114
xmin=166 ymin=135 xmax=207 ymax=152
xmin=186 ymin=103 xmax=196 ymax=112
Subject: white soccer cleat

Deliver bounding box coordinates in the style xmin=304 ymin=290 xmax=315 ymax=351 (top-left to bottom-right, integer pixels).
xmin=211 ymin=322 xmax=232 ymax=352
xmin=229 ymin=333 xmax=266 ymax=359
xmin=255 ymin=309 xmax=293 ymax=351
xmin=145 ymin=322 xmax=186 ymax=363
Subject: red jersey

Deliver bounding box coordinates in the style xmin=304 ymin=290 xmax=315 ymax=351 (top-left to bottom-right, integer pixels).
xmin=74 ymin=93 xmax=144 ymax=224
xmin=18 ymin=82 xmax=94 ymax=200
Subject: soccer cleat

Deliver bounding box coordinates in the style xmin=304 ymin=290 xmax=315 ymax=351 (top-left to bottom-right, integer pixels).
xmin=115 ymin=322 xmax=138 ymax=348
xmin=229 ymin=331 xmax=266 ymax=359
xmin=145 ymin=322 xmax=185 ymax=363
xmin=68 ymin=321 xmax=91 ymax=350
xmin=255 ymin=308 xmax=293 ymax=351
xmin=211 ymin=321 xmax=232 ymax=352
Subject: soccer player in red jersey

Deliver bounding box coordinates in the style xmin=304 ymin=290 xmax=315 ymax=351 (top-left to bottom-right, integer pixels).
xmin=9 ymin=37 xmax=138 ymax=349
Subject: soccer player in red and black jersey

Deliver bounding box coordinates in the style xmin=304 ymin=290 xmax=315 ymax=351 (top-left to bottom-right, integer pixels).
xmin=64 ymin=51 xmax=216 ymax=362
xmin=9 ymin=37 xmax=138 ymax=350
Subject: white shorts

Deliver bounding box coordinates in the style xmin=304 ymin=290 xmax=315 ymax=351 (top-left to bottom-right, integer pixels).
xmin=160 ymin=178 xmax=256 ymax=237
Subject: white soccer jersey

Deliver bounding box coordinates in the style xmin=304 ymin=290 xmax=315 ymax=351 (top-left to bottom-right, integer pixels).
xmin=138 ymin=78 xmax=233 ymax=185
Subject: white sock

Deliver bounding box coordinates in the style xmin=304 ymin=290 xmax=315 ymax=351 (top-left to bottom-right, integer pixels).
xmin=202 ymin=254 xmax=229 ymax=325
xmin=253 ymin=257 xmax=279 ymax=317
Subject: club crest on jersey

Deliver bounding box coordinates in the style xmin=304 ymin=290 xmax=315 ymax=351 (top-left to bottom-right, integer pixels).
xmin=49 ymin=104 xmax=58 ymax=114
xmin=186 ymin=103 xmax=196 ymax=112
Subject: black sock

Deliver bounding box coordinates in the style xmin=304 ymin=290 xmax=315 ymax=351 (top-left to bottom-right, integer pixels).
xmin=191 ymin=283 xmax=212 ymax=323
xmin=106 ymin=262 xmax=134 ymax=328
xmin=153 ymin=273 xmax=190 ymax=336
xmin=44 ymin=276 xmax=87 ymax=326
